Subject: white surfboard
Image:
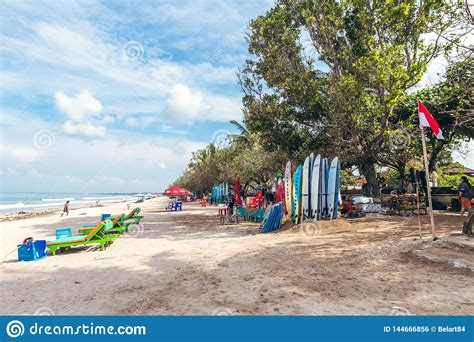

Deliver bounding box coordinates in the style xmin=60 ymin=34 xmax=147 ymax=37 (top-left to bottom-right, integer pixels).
xmin=302 ymin=156 xmax=310 ymax=220
xmin=311 ymin=155 xmax=321 ymax=219
xmin=319 ymin=158 xmax=328 ymax=219
xmin=327 ymin=157 xmax=339 ymax=220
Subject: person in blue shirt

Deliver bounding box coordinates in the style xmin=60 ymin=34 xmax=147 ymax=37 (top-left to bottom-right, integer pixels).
xmin=458 ymin=176 xmax=472 ymax=217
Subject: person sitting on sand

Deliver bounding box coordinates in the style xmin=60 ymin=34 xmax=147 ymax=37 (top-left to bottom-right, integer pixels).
xmin=458 ymin=176 xmax=473 ymax=217
xmin=341 ymin=196 xmax=352 ymax=217
xmin=60 ymin=200 xmax=70 ymax=217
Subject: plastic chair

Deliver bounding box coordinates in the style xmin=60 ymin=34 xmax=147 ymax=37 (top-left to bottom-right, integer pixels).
xmin=55 ymin=228 xmax=72 ymax=239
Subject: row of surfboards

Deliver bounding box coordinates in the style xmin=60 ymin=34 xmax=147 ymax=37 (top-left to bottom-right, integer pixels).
xmin=284 ymin=154 xmax=341 ymax=224
xmin=212 ymin=182 xmax=228 ymax=203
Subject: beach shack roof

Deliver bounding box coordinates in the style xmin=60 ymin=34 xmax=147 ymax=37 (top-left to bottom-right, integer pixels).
xmin=447 ymin=166 xmax=474 ymax=175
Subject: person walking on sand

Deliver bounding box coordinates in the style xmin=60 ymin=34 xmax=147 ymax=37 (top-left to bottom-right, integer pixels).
xmin=60 ymin=200 xmax=70 ymax=217
xmin=458 ymin=176 xmax=473 ymax=217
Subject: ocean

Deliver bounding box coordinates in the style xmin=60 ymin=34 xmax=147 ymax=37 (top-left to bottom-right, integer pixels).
xmin=0 ymin=192 xmax=148 ymax=215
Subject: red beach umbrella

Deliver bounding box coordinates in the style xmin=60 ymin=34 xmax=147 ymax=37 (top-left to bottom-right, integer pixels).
xmin=235 ymin=178 xmax=242 ymax=206
xmin=164 ymin=185 xmax=186 ymax=196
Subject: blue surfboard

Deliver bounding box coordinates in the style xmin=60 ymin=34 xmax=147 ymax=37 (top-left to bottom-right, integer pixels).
xmin=270 ymin=203 xmax=282 ymax=232
xmin=292 ymin=165 xmax=302 ymax=224
xmin=262 ymin=205 xmax=277 ymax=233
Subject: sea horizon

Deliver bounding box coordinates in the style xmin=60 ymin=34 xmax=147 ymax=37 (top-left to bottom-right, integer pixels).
xmin=0 ymin=191 xmax=158 ymax=214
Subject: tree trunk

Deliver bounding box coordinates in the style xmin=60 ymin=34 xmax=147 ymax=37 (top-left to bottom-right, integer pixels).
xmin=358 ymin=161 xmax=380 ymax=197
xmin=397 ymin=165 xmax=406 ymax=190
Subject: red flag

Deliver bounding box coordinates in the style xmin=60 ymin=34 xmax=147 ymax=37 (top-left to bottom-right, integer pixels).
xmin=418 ymin=99 xmax=444 ymax=139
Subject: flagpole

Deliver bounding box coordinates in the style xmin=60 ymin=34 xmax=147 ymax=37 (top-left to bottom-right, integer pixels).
xmin=419 ymin=125 xmax=436 ymax=240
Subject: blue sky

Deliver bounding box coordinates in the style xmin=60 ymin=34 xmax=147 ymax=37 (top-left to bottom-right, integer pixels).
xmin=0 ymin=0 xmax=274 ymax=193
xmin=0 ymin=0 xmax=472 ymax=194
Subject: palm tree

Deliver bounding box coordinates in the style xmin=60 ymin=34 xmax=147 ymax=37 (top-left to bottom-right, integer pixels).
xmin=228 ymin=120 xmax=251 ymax=146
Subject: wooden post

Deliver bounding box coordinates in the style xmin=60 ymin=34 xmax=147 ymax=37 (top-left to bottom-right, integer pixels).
xmin=420 ymin=126 xmax=436 ymax=240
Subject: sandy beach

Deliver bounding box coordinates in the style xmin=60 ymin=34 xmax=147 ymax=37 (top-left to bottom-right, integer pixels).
xmin=0 ymin=197 xmax=472 ymax=316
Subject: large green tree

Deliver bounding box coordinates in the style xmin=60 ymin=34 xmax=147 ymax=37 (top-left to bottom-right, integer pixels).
xmin=392 ymin=56 xmax=474 ymax=173
xmin=240 ymin=0 xmax=465 ymax=196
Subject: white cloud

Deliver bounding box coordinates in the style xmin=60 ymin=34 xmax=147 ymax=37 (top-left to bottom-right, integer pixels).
xmin=27 ymin=168 xmax=43 ymax=178
xmin=0 ymin=168 xmax=19 ymax=177
xmin=452 ymin=140 xmax=474 ymax=169
xmin=101 ymin=115 xmax=115 ymax=124
xmin=166 ymin=84 xmax=204 ymax=120
xmin=0 ymin=105 xmax=210 ymax=192
xmin=55 ymin=90 xmax=103 ymax=122
xmin=415 ymin=56 xmax=448 ymax=90
xmin=3 ymin=18 xmax=246 ymax=127
xmin=0 ymin=144 xmax=42 ymax=163
xmin=63 ymin=120 xmax=106 ymax=137
xmin=125 ymin=117 xmax=140 ymax=127
xmin=165 ymin=84 xmax=241 ymax=123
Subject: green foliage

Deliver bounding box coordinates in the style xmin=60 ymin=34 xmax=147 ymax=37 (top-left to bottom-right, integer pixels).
xmin=339 ymin=168 xmax=355 ymax=190
xmin=175 ymin=123 xmax=291 ymax=195
xmin=239 ymin=0 xmax=465 ymax=196
xmin=384 ymin=168 xmax=403 ymax=188
xmin=438 ymin=172 xmax=464 ymax=188
xmin=438 ymin=163 xmax=474 ymax=188
xmin=176 ymin=1 xmax=471 ymax=195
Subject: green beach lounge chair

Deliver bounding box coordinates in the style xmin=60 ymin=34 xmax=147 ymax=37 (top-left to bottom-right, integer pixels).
xmin=249 ymin=207 xmax=265 ymax=222
xmin=111 ymin=207 xmax=144 ymax=224
xmin=79 ymin=214 xmax=127 ymax=235
xmin=47 ymin=220 xmax=117 ymax=256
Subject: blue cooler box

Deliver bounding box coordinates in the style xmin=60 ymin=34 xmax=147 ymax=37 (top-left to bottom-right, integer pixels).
xmin=18 ymin=240 xmax=47 ymax=261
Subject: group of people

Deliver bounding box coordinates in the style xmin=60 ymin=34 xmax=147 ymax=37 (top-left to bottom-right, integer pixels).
xmin=201 ymin=192 xmax=236 ymax=216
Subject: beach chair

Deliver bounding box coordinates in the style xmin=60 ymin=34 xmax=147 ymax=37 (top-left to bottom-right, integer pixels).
xmin=47 ymin=220 xmax=117 ymax=256
xmin=255 ymin=207 xmax=267 ymax=222
xmin=249 ymin=207 xmax=265 ymax=222
xmin=111 ymin=207 xmax=144 ymax=224
xmin=123 ymin=207 xmax=144 ymax=223
xmin=236 ymin=206 xmax=246 ymax=219
xmin=246 ymin=208 xmax=257 ymax=221
xmin=79 ymin=214 xmax=127 ymax=235
xmin=165 ymin=201 xmax=183 ymax=211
